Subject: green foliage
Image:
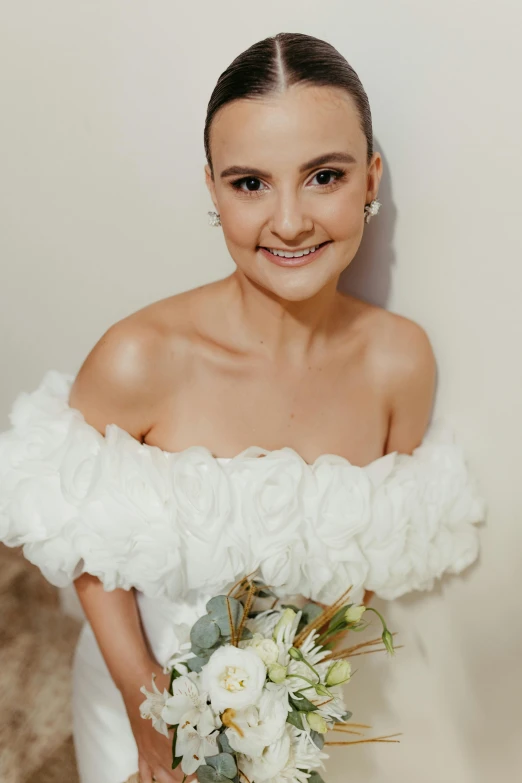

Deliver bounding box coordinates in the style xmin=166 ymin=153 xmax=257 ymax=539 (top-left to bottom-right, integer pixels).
xmin=340 ymin=710 xmax=353 ymax=721
xmin=310 ymin=730 xmax=325 ymax=749
xmin=196 ymin=765 xmax=230 ymax=783
xmin=206 ymin=595 xmax=245 ymax=636
xmin=171 ymin=727 xmax=182 ymax=770
xmin=186 ymin=655 xmax=210 ymax=673
xmin=217 ymin=731 xmax=234 ymax=755
xmin=300 ymin=601 xmax=324 ymax=627
xmin=306 ymin=772 xmax=326 ymax=783
xmin=289 ymin=693 xmax=318 ymax=712
xmin=191 ymin=615 xmax=221 ymax=649
xmin=286 ymin=709 xmax=305 ymax=730
xmin=206 ymin=752 xmax=237 ymax=778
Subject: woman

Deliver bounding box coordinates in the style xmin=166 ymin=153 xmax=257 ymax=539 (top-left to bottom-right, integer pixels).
xmin=0 ymin=32 xmax=485 ymax=783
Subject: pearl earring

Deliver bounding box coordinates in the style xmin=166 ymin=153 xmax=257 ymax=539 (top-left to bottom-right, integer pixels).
xmin=364 ymin=199 xmax=381 ymax=224
xmin=208 ymin=211 xmax=221 ymax=227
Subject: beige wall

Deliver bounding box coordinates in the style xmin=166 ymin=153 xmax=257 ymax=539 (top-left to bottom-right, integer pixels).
xmin=1 ymin=1 xmax=521 ymax=780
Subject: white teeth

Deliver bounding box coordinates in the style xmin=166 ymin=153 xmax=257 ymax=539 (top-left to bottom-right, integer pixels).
xmin=266 ymin=244 xmax=320 ymax=258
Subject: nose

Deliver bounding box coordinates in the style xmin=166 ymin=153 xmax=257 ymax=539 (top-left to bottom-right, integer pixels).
xmin=268 ymin=188 xmax=314 ymax=242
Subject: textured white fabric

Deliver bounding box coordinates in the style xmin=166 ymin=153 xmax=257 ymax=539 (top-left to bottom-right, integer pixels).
xmin=0 ymin=369 xmax=486 ymax=605
xmin=0 ymin=369 xmax=487 ymax=783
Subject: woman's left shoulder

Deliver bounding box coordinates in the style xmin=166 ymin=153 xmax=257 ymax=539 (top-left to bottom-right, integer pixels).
xmin=340 ymin=293 xmax=436 ymax=379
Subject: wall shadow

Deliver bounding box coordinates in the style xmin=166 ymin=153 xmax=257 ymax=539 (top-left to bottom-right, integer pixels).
xmin=338 ymin=143 xmax=396 ymax=308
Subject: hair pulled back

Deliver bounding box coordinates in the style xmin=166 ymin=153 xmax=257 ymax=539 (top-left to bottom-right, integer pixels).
xmin=204 ymin=32 xmax=373 ymax=176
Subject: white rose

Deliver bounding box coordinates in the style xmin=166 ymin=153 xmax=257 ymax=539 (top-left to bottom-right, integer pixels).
xmin=241 ymin=633 xmax=279 ymax=665
xmin=257 ymin=535 xmax=308 ymax=597
xmin=98 ymin=426 xmax=171 ymax=517
xmin=357 ymin=459 xmax=427 ymax=596
xmin=241 ymin=449 xmax=310 ymax=537
xmin=304 ymin=555 xmax=368 ymax=606
xmin=312 ymin=460 xmax=372 ymax=549
xmin=169 ymin=448 xmax=245 ymax=592
xmin=200 ymin=644 xmax=267 ymax=713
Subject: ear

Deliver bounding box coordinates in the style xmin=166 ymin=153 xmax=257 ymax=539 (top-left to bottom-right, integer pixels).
xmin=205 ymin=164 xmax=218 ymax=210
xmin=366 ymin=151 xmax=383 ymax=203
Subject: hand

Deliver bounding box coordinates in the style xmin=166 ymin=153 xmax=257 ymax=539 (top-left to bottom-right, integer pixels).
xmin=121 ymin=664 xmax=197 ymax=783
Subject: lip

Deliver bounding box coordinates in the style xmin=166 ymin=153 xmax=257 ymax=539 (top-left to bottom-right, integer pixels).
xmin=258 ymin=241 xmax=332 ymax=268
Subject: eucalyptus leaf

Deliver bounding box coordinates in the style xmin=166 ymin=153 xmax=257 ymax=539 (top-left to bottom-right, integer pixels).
xmin=301 ymin=602 xmax=324 ymax=624
xmin=340 ymin=710 xmax=353 ymax=721
xmin=186 ymin=655 xmax=209 ymax=673
xmin=206 ymin=595 xmax=245 ymax=636
xmin=217 ymin=731 xmax=234 ymax=755
xmin=206 ymin=752 xmax=237 ymax=778
xmin=196 ymin=764 xmax=230 ymax=783
xmin=191 ymin=615 xmax=221 ymax=649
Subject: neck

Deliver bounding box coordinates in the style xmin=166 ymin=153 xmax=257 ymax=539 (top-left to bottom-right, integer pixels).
xmin=222 ymin=269 xmax=344 ymax=361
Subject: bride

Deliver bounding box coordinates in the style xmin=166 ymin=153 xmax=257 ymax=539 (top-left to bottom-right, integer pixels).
xmin=0 ymin=32 xmax=485 ymax=783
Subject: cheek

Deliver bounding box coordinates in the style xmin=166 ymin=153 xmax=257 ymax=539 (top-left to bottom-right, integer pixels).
xmin=219 ymin=200 xmax=261 ymax=249
xmin=316 ymin=190 xmax=363 ymax=240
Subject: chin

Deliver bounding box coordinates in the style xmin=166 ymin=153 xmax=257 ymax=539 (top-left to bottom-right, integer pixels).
xmin=252 ymin=268 xmax=339 ymax=303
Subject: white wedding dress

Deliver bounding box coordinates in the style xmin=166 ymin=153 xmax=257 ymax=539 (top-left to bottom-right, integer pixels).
xmin=0 ymin=370 xmax=486 ymax=783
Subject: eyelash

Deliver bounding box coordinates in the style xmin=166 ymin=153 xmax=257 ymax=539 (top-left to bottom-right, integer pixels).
xmin=230 ymin=168 xmax=347 ymax=196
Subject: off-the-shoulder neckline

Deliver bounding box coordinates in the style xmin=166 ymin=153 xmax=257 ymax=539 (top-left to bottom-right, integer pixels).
xmin=33 ymin=369 xmax=448 ymax=470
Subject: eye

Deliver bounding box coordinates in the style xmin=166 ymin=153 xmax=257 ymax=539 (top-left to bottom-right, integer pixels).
xmin=309 ymin=168 xmax=346 ymax=188
xmin=231 ymin=176 xmax=267 ymax=195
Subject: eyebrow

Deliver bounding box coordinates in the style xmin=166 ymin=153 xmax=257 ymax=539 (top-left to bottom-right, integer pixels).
xmin=219 ymin=152 xmax=357 ymax=179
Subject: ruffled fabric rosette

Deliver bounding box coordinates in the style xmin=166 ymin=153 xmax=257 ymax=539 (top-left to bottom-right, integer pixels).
xmin=0 ymin=370 xmax=486 ymax=606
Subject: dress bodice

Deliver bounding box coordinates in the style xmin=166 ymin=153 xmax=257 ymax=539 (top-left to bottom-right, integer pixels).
xmin=0 ymin=369 xmax=486 ymax=618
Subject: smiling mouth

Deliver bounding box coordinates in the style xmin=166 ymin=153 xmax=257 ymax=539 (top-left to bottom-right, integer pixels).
xmin=259 ymin=240 xmax=331 ymax=258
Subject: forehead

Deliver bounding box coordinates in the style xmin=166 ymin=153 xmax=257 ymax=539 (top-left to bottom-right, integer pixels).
xmin=210 ymin=84 xmax=364 ymax=169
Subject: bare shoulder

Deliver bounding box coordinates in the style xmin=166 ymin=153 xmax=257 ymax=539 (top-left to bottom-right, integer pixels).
xmin=367 ymin=303 xmax=436 ymax=387
xmin=340 ymin=293 xmax=435 ymax=374
xmin=66 ymin=299 xmax=173 ymax=439
xmin=68 ymin=283 xmax=220 ymax=438
xmin=339 ymin=293 xmax=437 ymax=453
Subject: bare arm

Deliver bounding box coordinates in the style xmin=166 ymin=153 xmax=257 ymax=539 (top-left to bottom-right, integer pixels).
xmin=73 ymin=574 xmax=156 ymax=692
xmin=69 ymin=319 xmax=191 ymax=782
xmin=68 ymin=318 xmax=162 ymax=689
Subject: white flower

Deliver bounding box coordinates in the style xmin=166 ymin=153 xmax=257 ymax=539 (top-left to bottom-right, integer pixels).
xmin=240 ymin=632 xmax=280 ymax=665
xmin=225 ymin=687 xmax=288 ymax=757
xmin=161 ymin=674 xmax=219 ymax=730
xmin=242 ymin=724 xmax=328 ymax=782
xmin=200 ymin=644 xmax=267 ymax=713
xmin=240 ymin=725 xmax=292 ymax=781
xmin=175 ymin=720 xmax=220 ymax=776
xmin=273 ymin=608 xmax=302 ymax=648
xmin=139 ymin=673 xmax=171 ymax=737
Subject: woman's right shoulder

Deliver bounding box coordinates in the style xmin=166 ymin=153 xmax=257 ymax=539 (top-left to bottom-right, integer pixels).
xmin=69 ymin=293 xmax=196 ymax=440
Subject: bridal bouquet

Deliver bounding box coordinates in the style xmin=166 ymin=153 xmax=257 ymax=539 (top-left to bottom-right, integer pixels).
xmin=139 ymin=575 xmax=399 ymax=783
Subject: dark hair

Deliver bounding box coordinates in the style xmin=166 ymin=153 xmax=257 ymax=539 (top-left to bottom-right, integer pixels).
xmin=204 ymin=32 xmax=374 ymax=177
